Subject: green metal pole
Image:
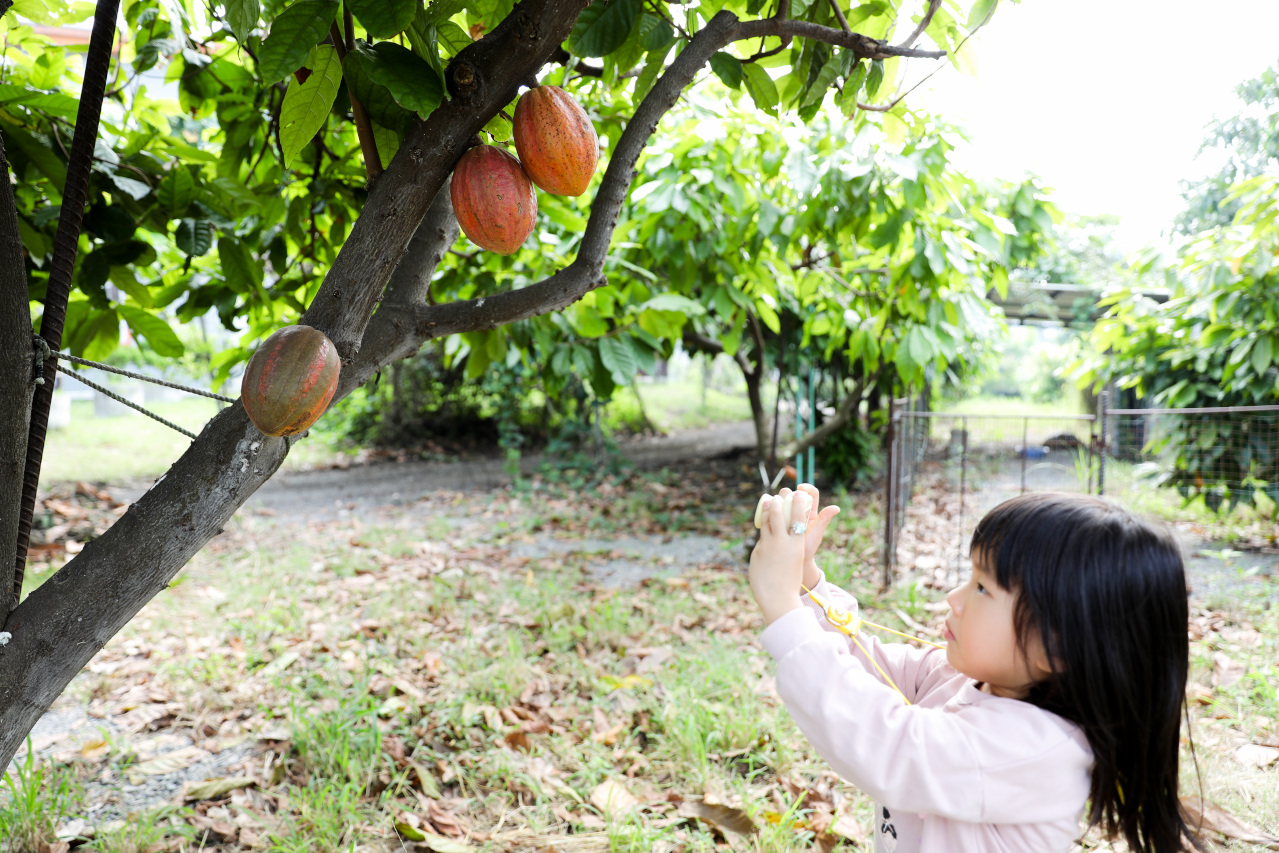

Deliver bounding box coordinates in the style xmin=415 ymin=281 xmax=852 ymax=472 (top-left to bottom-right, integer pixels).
xmin=794 ymin=373 xmax=804 ymax=484
xmin=807 ymin=367 xmax=816 ymax=482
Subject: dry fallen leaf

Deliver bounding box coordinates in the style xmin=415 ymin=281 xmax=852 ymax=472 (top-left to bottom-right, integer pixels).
xmin=1181 ymin=795 xmax=1279 ymax=849
xmin=589 ymin=779 xmax=638 ymax=817
xmin=126 ymin=745 xmax=209 ymax=782
xmin=1212 ymin=652 xmax=1245 ymax=689
xmin=182 ymin=776 xmax=255 ymax=802
xmin=676 ymin=797 xmax=757 ymax=843
xmin=1235 ymin=743 xmax=1279 ymax=769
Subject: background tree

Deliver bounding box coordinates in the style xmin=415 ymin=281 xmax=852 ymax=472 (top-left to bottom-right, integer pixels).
xmin=0 ymin=0 xmax=1003 ymax=767
xmin=1175 ymin=60 xmax=1279 ymax=235
xmin=1076 ymin=176 xmax=1279 ymax=512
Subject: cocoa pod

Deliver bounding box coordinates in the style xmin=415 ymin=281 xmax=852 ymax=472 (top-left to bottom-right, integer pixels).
xmin=512 ymin=85 xmax=598 ymax=197
xmin=240 ymin=325 xmax=340 ymax=437
xmin=450 ymin=145 xmax=538 ymax=255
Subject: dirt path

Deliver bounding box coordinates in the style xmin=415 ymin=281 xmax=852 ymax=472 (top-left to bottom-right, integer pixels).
xmin=117 ymin=421 xmax=758 ymax=519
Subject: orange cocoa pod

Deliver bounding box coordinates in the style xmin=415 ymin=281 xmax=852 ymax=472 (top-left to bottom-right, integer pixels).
xmin=512 ymin=85 xmax=598 ymax=197
xmin=240 ymin=325 xmax=340 ymax=437
xmin=450 ymin=145 xmax=538 ymax=255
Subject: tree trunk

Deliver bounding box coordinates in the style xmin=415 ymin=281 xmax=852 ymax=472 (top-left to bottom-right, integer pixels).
xmin=0 ymin=134 xmax=35 ymax=620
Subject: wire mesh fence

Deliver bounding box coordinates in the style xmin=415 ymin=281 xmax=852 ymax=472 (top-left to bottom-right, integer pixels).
xmin=884 ymin=400 xmax=1097 ymax=587
xmin=1100 ymin=405 xmax=1279 ymax=514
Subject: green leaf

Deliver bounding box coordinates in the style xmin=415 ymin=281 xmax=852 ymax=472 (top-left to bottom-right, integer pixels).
xmin=29 ymin=51 xmax=66 ymax=89
xmin=598 ymin=336 xmax=639 ymax=385
xmin=111 ymin=176 xmax=153 ymax=201
xmin=342 ymin=50 xmax=415 ymax=134
xmin=640 ymin=16 xmax=673 ymax=51
xmin=218 ymin=236 xmax=263 ymax=294
xmin=742 ymin=63 xmax=779 ymax=113
xmin=435 ymin=21 xmax=472 ymax=55
xmin=225 ymin=0 xmax=261 ymax=42
xmin=280 ymin=44 xmax=343 ymax=167
xmin=965 ymin=0 xmax=997 ymax=30
xmin=1251 ymin=334 xmax=1273 ymax=375
xmin=371 ymin=122 xmax=401 ymax=169
xmin=800 ymin=49 xmax=842 ymax=110
xmin=349 ymin=41 xmax=444 ymax=119
xmin=709 ymin=52 xmax=743 ymax=90
xmin=347 ymin=0 xmax=416 ymax=38
xmin=175 ymin=218 xmax=214 ymax=257
xmin=133 ymin=37 xmax=180 ymax=74
xmin=568 ymin=0 xmax=641 ymax=59
xmin=483 ymin=112 xmax=512 ymax=142
xmin=422 ymin=0 xmax=467 ymax=25
xmin=639 ymin=293 xmax=706 ymax=315
xmin=118 ymin=305 xmax=185 ymax=358
xmin=0 ymin=83 xmax=79 ymax=118
xmin=257 ymin=0 xmax=340 ymax=83
xmin=865 ymin=58 xmax=884 ymax=99
xmin=157 ymin=169 xmax=195 ymax=213
xmin=633 ymin=45 xmax=670 ymax=102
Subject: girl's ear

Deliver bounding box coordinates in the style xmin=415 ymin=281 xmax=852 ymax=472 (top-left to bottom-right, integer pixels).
xmin=1027 ymin=631 xmax=1058 ymax=680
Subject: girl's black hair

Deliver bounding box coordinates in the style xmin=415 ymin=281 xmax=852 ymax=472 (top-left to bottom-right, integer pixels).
xmin=969 ymin=492 xmax=1202 ymax=853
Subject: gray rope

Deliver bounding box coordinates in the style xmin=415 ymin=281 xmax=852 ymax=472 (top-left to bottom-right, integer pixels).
xmin=58 ymin=370 xmax=199 ymax=439
xmin=46 ymin=351 xmax=238 ymax=403
xmin=31 ymin=336 xmax=240 ymax=441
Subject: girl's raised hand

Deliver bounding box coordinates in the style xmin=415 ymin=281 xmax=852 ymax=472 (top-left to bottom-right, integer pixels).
xmin=749 ymin=490 xmax=812 ymax=625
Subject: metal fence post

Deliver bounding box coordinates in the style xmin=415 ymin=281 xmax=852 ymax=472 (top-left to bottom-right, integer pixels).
xmin=1098 ymin=387 xmax=1108 ymax=496
xmin=883 ymin=397 xmax=897 ymax=588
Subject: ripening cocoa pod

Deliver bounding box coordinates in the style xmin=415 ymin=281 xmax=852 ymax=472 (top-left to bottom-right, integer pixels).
xmin=241 ymin=325 xmax=340 ymax=437
xmin=512 ymin=85 xmax=598 ymax=197
xmin=450 ymin=145 xmax=538 ymax=255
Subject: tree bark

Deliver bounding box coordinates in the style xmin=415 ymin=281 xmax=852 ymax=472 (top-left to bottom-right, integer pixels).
xmin=0 ymin=134 xmax=35 ymax=620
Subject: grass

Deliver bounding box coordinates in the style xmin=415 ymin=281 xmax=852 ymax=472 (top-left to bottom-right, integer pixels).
xmin=17 ymin=468 xmax=1277 ymax=852
xmin=0 ymin=743 xmax=82 ymax=851
xmin=40 ymin=398 xmax=358 ymax=486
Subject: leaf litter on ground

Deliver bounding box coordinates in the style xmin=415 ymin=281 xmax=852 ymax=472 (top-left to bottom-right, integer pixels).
xmin=12 ymin=459 xmax=1279 ymax=851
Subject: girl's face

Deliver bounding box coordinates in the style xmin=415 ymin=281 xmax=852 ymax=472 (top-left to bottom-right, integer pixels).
xmin=943 ymin=556 xmax=1051 ymax=699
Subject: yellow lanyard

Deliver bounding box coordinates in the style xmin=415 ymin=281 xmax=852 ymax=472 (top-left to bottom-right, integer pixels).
xmin=800 ymin=584 xmax=946 ymax=706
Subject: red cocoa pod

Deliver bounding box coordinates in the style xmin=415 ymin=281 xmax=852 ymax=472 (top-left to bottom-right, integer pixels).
xmin=240 ymin=325 xmax=340 ymax=437
xmin=450 ymin=145 xmax=538 ymax=255
xmin=512 ymin=85 xmax=598 ymax=197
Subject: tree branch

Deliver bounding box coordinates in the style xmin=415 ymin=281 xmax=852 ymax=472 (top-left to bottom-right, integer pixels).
xmin=0 ymin=131 xmax=35 ymax=621
xmin=898 ymin=0 xmax=941 ymax=50
xmin=329 ymin=21 xmax=382 ymax=180
xmin=380 ymin=177 xmax=459 ymax=310
xmin=827 ymin=0 xmax=851 ymax=33
xmin=778 ymin=376 xmax=865 ymax=458
xmin=735 ymin=17 xmax=946 ymax=60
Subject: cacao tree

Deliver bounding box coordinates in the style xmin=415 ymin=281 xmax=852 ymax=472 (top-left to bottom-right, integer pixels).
xmin=0 ymin=0 xmax=1001 ymax=767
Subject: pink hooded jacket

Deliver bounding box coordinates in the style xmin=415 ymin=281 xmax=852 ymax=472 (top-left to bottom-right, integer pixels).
xmin=760 ymin=571 xmax=1093 ymax=852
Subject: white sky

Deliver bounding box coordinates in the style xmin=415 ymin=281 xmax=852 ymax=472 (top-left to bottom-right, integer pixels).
xmin=914 ymin=0 xmax=1279 ymax=251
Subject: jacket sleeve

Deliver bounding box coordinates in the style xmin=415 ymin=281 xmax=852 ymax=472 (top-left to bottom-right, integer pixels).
xmin=760 ymin=606 xmax=1092 ymax=823
xmin=799 ymin=568 xmax=947 ymax=704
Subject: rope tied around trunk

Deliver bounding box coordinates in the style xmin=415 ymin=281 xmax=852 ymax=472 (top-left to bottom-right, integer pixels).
xmin=32 ymin=336 xmax=239 ymax=440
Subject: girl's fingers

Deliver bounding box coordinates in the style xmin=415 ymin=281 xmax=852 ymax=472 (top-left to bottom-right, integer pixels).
xmin=765 ymin=488 xmax=787 ymax=535
xmin=798 ymin=483 xmax=822 ymax=522
xmin=789 ymin=492 xmax=813 ymax=532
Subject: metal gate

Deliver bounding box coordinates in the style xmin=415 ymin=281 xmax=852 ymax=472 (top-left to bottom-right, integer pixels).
xmin=884 ymin=400 xmax=1279 ymax=587
xmin=882 ymin=400 xmax=1098 ymax=587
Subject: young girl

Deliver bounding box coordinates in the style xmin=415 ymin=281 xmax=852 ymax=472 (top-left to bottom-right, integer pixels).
xmin=750 ymin=487 xmax=1200 ymax=852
